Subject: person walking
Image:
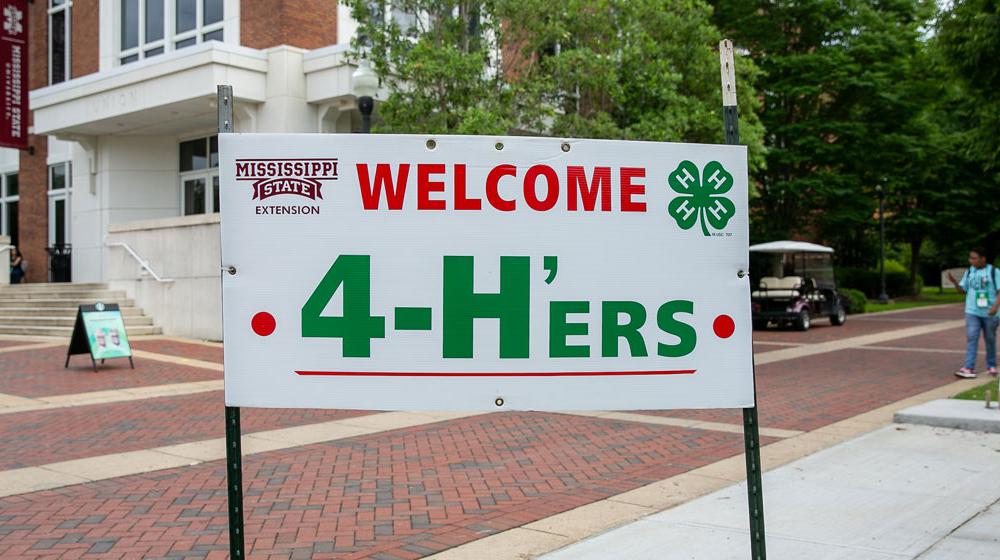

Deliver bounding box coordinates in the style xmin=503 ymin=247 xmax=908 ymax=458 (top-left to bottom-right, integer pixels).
xmin=949 ymin=247 xmax=1000 ymax=378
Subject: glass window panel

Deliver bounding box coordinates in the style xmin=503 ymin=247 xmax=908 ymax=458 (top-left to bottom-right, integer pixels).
xmin=391 ymin=9 xmax=417 ymax=33
xmin=0 ymin=203 xmax=4 ymax=233
xmin=120 ymin=54 xmax=139 ymax=65
xmin=49 ymin=164 xmax=67 ymax=191
xmin=6 ymin=201 xmax=16 ymax=247
xmin=50 ymin=11 xmax=67 ymax=83
xmin=175 ymin=37 xmax=197 ymax=49
xmin=121 ymin=0 xmax=139 ymax=50
xmin=54 ymin=199 xmax=66 ymax=246
xmin=184 ymin=178 xmax=206 ymax=215
xmin=5 ymin=174 xmax=17 ymax=197
xmin=202 ymin=29 xmax=224 ymax=43
xmin=145 ymin=46 xmax=164 ymax=57
xmin=176 ymin=0 xmax=197 ymax=33
xmin=179 ymin=138 xmax=207 ymax=172
xmin=209 ymin=135 xmax=218 ymax=168
xmin=204 ymin=0 xmax=224 ymax=25
xmin=212 ymin=176 xmax=219 ymax=213
xmin=145 ymin=0 xmax=165 ymax=42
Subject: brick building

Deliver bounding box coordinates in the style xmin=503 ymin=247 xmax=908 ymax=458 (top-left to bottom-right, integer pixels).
xmin=3 ymin=0 xmax=367 ymax=287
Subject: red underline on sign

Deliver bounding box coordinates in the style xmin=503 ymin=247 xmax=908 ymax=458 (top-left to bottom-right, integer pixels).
xmin=295 ymin=370 xmax=697 ymax=377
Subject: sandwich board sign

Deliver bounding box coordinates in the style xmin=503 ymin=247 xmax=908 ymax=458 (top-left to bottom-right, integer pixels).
xmin=220 ymin=134 xmax=753 ymax=411
xmin=65 ymin=302 xmax=134 ymax=371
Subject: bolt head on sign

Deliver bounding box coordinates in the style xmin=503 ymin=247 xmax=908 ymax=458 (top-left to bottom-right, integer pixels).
xmin=220 ymin=134 xmax=752 ymax=411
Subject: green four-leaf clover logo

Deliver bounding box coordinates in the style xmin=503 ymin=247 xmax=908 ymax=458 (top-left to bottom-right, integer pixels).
xmin=667 ymin=160 xmax=736 ymax=236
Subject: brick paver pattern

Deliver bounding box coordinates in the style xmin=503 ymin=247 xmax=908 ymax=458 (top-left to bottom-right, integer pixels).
xmin=0 ymin=304 xmax=969 ymax=559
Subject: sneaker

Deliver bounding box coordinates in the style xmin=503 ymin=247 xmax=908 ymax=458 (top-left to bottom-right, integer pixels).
xmin=955 ymin=367 xmax=977 ymax=379
xmin=989 ymin=367 xmax=998 ymax=378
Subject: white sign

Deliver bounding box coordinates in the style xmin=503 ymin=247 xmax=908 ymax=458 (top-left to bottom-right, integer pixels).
xmin=220 ymin=134 xmax=753 ymax=411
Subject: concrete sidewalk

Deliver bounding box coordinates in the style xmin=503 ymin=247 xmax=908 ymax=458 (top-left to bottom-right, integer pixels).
xmin=542 ymin=424 xmax=1000 ymax=559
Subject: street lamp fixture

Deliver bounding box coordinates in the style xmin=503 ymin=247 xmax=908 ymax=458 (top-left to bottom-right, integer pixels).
xmin=875 ymin=185 xmax=889 ymax=304
xmin=351 ymin=59 xmax=378 ymax=134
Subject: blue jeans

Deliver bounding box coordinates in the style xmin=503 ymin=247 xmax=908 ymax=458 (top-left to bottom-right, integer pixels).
xmin=965 ymin=313 xmax=998 ymax=370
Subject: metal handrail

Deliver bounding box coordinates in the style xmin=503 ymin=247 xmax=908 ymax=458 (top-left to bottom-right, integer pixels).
xmin=105 ymin=240 xmax=175 ymax=283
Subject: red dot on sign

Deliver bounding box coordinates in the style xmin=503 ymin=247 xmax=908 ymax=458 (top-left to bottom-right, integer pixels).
xmin=713 ymin=314 xmax=735 ymax=339
xmin=251 ymin=312 xmax=276 ymax=336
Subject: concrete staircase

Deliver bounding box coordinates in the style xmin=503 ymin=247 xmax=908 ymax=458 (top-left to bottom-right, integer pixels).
xmin=0 ymin=283 xmax=161 ymax=337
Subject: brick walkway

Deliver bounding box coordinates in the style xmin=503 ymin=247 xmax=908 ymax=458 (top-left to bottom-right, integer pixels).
xmin=0 ymin=305 xmax=972 ymax=559
xmin=1 ymin=346 xmax=218 ymax=397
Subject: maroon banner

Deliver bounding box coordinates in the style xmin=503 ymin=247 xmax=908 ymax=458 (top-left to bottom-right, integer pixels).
xmin=0 ymin=0 xmax=27 ymax=150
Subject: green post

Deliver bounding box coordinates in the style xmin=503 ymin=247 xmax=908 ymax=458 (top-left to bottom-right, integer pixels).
xmin=721 ymin=39 xmax=767 ymax=559
xmin=219 ymin=84 xmax=246 ymax=559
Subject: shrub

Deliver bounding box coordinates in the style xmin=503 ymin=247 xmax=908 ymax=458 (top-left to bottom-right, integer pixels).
xmin=840 ymin=289 xmax=867 ymax=314
xmin=836 ymin=267 xmax=914 ymax=298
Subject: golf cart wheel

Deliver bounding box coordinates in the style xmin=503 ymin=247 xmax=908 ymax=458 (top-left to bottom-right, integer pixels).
xmin=830 ymin=307 xmax=847 ymax=326
xmin=752 ymin=319 xmax=769 ymax=330
xmin=794 ymin=309 xmax=811 ymax=331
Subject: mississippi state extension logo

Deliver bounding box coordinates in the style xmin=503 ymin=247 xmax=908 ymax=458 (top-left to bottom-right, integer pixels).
xmin=235 ymin=158 xmax=338 ymax=201
xmin=667 ymin=160 xmax=736 ymax=236
xmin=236 ymin=158 xmax=338 ymax=215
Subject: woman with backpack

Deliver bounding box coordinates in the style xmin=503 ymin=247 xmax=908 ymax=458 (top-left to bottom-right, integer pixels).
xmin=949 ymin=246 xmax=1000 ymax=378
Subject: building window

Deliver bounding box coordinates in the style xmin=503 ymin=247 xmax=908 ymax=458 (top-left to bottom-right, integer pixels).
xmin=0 ymin=173 xmax=18 ymax=247
xmin=49 ymin=0 xmax=72 ymax=84
xmin=179 ymin=135 xmax=219 ymax=215
xmin=119 ymin=0 xmax=224 ymax=66
xmin=47 ymin=163 xmax=71 ymax=247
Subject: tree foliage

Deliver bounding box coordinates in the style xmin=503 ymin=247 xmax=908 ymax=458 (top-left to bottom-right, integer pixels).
xmin=344 ymin=0 xmax=765 ymax=167
xmin=710 ymin=0 xmax=938 ymax=267
xmin=345 ymin=0 xmax=1000 ymax=290
xmin=936 ymin=0 xmax=1000 ymax=170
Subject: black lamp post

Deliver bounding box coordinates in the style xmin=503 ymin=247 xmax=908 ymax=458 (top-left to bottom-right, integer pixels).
xmin=351 ymin=59 xmax=378 ymax=133
xmin=876 ymin=185 xmax=889 ymax=304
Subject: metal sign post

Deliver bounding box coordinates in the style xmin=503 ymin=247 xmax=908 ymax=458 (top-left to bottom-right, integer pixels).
xmin=218 ymin=84 xmax=246 ymax=560
xmin=721 ymin=38 xmax=767 ymax=559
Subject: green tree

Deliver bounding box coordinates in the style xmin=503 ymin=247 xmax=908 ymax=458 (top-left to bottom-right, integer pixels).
xmin=344 ymin=0 xmax=765 ymax=165
xmin=936 ymin=0 xmax=1000 ymax=171
xmin=710 ymin=0 xmax=937 ymax=268
xmin=933 ymin=0 xmax=1000 ymax=263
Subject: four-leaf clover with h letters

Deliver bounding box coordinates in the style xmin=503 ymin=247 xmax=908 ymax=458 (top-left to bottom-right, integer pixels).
xmin=667 ymin=160 xmax=736 ymax=236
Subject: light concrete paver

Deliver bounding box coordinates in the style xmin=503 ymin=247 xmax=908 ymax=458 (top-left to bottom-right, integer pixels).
xmin=918 ymin=500 xmax=1000 ymax=559
xmin=0 ymin=380 xmax=224 ymax=415
xmin=542 ymin=425 xmax=1000 ymax=560
xmin=573 ymin=411 xmax=804 ymax=438
xmin=755 ymin=320 xmax=964 ymax=364
xmin=895 ymin=398 xmax=1000 ymax=433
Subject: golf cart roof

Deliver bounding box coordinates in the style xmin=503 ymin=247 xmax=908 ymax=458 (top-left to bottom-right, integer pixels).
xmin=749 ymin=241 xmax=834 ymax=254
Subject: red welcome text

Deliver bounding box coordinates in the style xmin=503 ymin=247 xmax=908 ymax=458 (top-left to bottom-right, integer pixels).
xmin=356 ymin=164 xmax=647 ymax=212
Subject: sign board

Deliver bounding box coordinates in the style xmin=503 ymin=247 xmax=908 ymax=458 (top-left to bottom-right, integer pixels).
xmin=220 ymin=134 xmax=753 ymax=411
xmin=66 ymin=303 xmax=134 ymax=371
xmin=0 ymin=0 xmax=27 ymax=150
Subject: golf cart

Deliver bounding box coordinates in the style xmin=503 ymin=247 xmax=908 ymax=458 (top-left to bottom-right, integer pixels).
xmin=749 ymin=241 xmax=847 ymax=331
